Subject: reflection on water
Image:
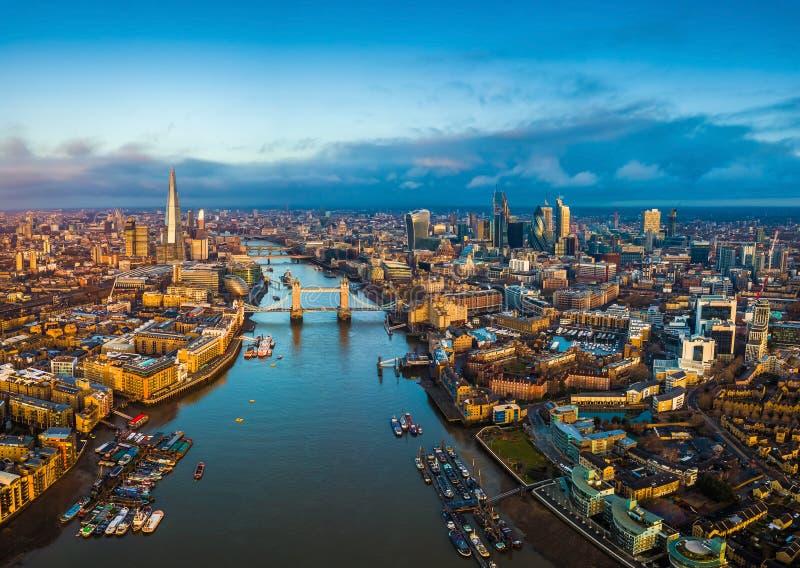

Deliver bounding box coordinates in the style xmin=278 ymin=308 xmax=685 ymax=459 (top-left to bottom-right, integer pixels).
xmin=20 ymin=248 xmax=550 ymax=568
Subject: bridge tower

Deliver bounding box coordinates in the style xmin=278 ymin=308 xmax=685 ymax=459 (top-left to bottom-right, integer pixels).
xmin=290 ymin=278 xmax=303 ymax=321
xmin=338 ymin=277 xmax=351 ymax=322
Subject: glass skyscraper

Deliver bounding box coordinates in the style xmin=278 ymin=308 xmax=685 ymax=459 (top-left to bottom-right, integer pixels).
xmin=405 ymin=209 xmax=430 ymax=250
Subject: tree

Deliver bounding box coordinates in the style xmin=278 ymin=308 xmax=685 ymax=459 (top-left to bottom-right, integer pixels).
xmin=627 ymin=364 xmax=652 ymax=382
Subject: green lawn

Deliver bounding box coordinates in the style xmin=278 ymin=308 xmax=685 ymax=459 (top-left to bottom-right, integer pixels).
xmin=488 ymin=429 xmax=549 ymax=483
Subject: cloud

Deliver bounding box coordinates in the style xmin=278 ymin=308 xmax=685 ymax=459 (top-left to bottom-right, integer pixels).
xmin=518 ymin=155 xmax=598 ymax=187
xmin=466 ymin=175 xmax=501 ymax=188
xmin=615 ymin=160 xmax=665 ymax=181
xmin=399 ymin=181 xmax=422 ymax=189
xmin=58 ymin=138 xmax=97 ymax=157
xmin=0 ymin=103 xmax=799 ymax=208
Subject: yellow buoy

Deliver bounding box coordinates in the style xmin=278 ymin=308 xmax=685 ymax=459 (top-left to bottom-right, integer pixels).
xmin=235 ymin=417 xmax=244 ymax=423
xmin=249 ymin=400 xmax=255 ymax=403
xmin=270 ymin=363 xmax=277 ymax=367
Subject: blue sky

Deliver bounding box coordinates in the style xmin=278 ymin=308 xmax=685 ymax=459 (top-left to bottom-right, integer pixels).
xmin=1 ymin=1 xmax=799 ymax=209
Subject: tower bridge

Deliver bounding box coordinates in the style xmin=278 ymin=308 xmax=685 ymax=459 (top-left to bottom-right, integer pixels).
xmin=243 ymin=277 xmax=396 ymax=321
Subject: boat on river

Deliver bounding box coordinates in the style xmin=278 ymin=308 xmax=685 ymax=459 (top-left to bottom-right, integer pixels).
xmin=449 ymin=530 xmax=472 ymax=558
xmin=194 ymin=462 xmax=205 ymax=480
xmin=142 ymin=510 xmax=164 ymax=534
xmin=60 ymin=503 xmax=81 ymax=524
xmin=390 ymin=416 xmax=403 ymax=437
xmin=132 ymin=506 xmax=151 ymax=532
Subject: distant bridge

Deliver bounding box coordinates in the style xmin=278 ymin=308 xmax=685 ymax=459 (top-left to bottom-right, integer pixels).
xmin=243 ymin=277 xmax=396 ymax=320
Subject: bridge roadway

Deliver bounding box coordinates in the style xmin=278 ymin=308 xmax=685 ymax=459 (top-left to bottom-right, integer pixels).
xmin=243 ymin=305 xmax=384 ymax=313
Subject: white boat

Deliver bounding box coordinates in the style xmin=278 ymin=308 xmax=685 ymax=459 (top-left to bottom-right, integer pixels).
xmin=415 ymin=457 xmax=424 ymax=470
xmin=142 ymin=510 xmax=164 ymax=534
xmin=104 ymin=507 xmax=129 ymax=535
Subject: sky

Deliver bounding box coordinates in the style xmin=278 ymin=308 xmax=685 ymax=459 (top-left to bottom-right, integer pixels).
xmin=1 ymin=1 xmax=799 ymax=210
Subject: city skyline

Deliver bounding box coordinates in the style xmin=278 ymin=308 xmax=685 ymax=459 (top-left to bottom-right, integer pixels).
xmin=1 ymin=2 xmax=799 ymax=208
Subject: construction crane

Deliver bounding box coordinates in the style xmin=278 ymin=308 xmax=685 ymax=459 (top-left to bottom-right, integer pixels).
xmin=755 ymin=229 xmax=780 ymax=301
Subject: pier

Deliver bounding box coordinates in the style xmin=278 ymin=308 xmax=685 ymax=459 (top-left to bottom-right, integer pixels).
xmin=417 ymin=443 xmax=523 ymax=567
xmin=419 ymin=379 xmax=463 ymax=423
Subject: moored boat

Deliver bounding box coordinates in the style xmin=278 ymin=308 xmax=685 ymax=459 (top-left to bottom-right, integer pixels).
xmin=142 ymin=510 xmax=164 ymax=534
xmin=399 ymin=414 xmax=408 ymax=431
xmin=414 ymin=457 xmax=424 ymax=471
xmin=469 ymin=532 xmax=491 ymax=558
xmin=60 ymin=503 xmax=82 ymax=524
xmin=390 ymin=416 xmax=403 ymax=437
xmin=132 ymin=506 xmax=152 ymax=531
xmin=449 ymin=530 xmax=472 ymax=558
xmin=80 ymin=524 xmax=95 ymax=538
xmin=104 ymin=507 xmax=129 ymax=535
xmin=194 ymin=462 xmax=205 ymax=480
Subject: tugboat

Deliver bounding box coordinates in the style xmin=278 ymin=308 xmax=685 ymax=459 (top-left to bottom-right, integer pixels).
xmin=244 ymin=345 xmax=257 ymax=359
xmin=399 ymin=414 xmax=408 ymax=432
xmin=194 ymin=462 xmax=205 ymax=480
xmin=132 ymin=506 xmax=152 ymax=532
xmin=272 ymin=295 xmax=281 ymax=301
xmin=449 ymin=530 xmax=472 ymax=558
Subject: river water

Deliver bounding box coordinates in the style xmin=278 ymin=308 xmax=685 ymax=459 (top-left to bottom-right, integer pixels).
xmin=18 ymin=249 xmax=553 ymax=568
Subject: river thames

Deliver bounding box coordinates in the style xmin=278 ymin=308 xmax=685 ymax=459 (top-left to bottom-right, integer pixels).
xmin=12 ymin=252 xmax=576 ymax=568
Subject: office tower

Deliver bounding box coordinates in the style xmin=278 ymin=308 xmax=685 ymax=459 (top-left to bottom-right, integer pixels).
xmin=690 ymin=241 xmax=711 ymax=265
xmin=531 ymin=205 xmax=551 ymax=251
xmin=745 ymin=299 xmax=770 ymax=362
xmin=197 ymin=209 xmax=205 ymax=231
xmin=492 ymin=190 xmax=509 ymax=247
xmin=404 ymin=209 xmax=430 ymax=250
xmin=42 ymin=236 xmax=50 ymax=255
xmin=29 ymin=251 xmax=37 ymax=272
xmin=613 ymin=211 xmax=619 ymax=230
xmin=641 ymin=208 xmax=661 ymax=235
xmin=710 ymin=322 xmax=736 ymax=360
xmin=507 ymin=221 xmax=526 ymax=249
xmin=124 ymin=218 xmax=149 ymax=257
xmin=772 ymin=247 xmax=788 ymax=272
xmin=756 ymin=227 xmax=766 ymax=243
xmin=190 ymin=236 xmax=209 ymax=261
xmin=468 ymin=213 xmax=478 ymax=236
xmin=716 ymin=245 xmax=736 ymax=275
xmin=555 ymin=198 xmax=570 ymax=239
xmin=542 ymin=204 xmax=553 ymax=234
xmin=157 ymin=168 xmax=185 ymax=263
xmin=91 ymin=245 xmax=103 ymax=264
xmin=667 ymin=208 xmax=677 ymax=237
xmin=476 ymin=219 xmax=491 ymax=241
xmin=740 ymin=243 xmax=756 ymax=268
xmin=187 ymin=209 xmax=195 ymax=236
xmin=694 ymin=295 xmax=736 ymax=336
xmin=15 ymin=251 xmax=23 ymax=272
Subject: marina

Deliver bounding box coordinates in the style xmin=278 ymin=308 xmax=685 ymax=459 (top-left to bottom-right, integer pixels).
xmin=417 ymin=442 xmax=523 ymax=567
xmin=62 ymin=429 xmax=194 ymax=541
